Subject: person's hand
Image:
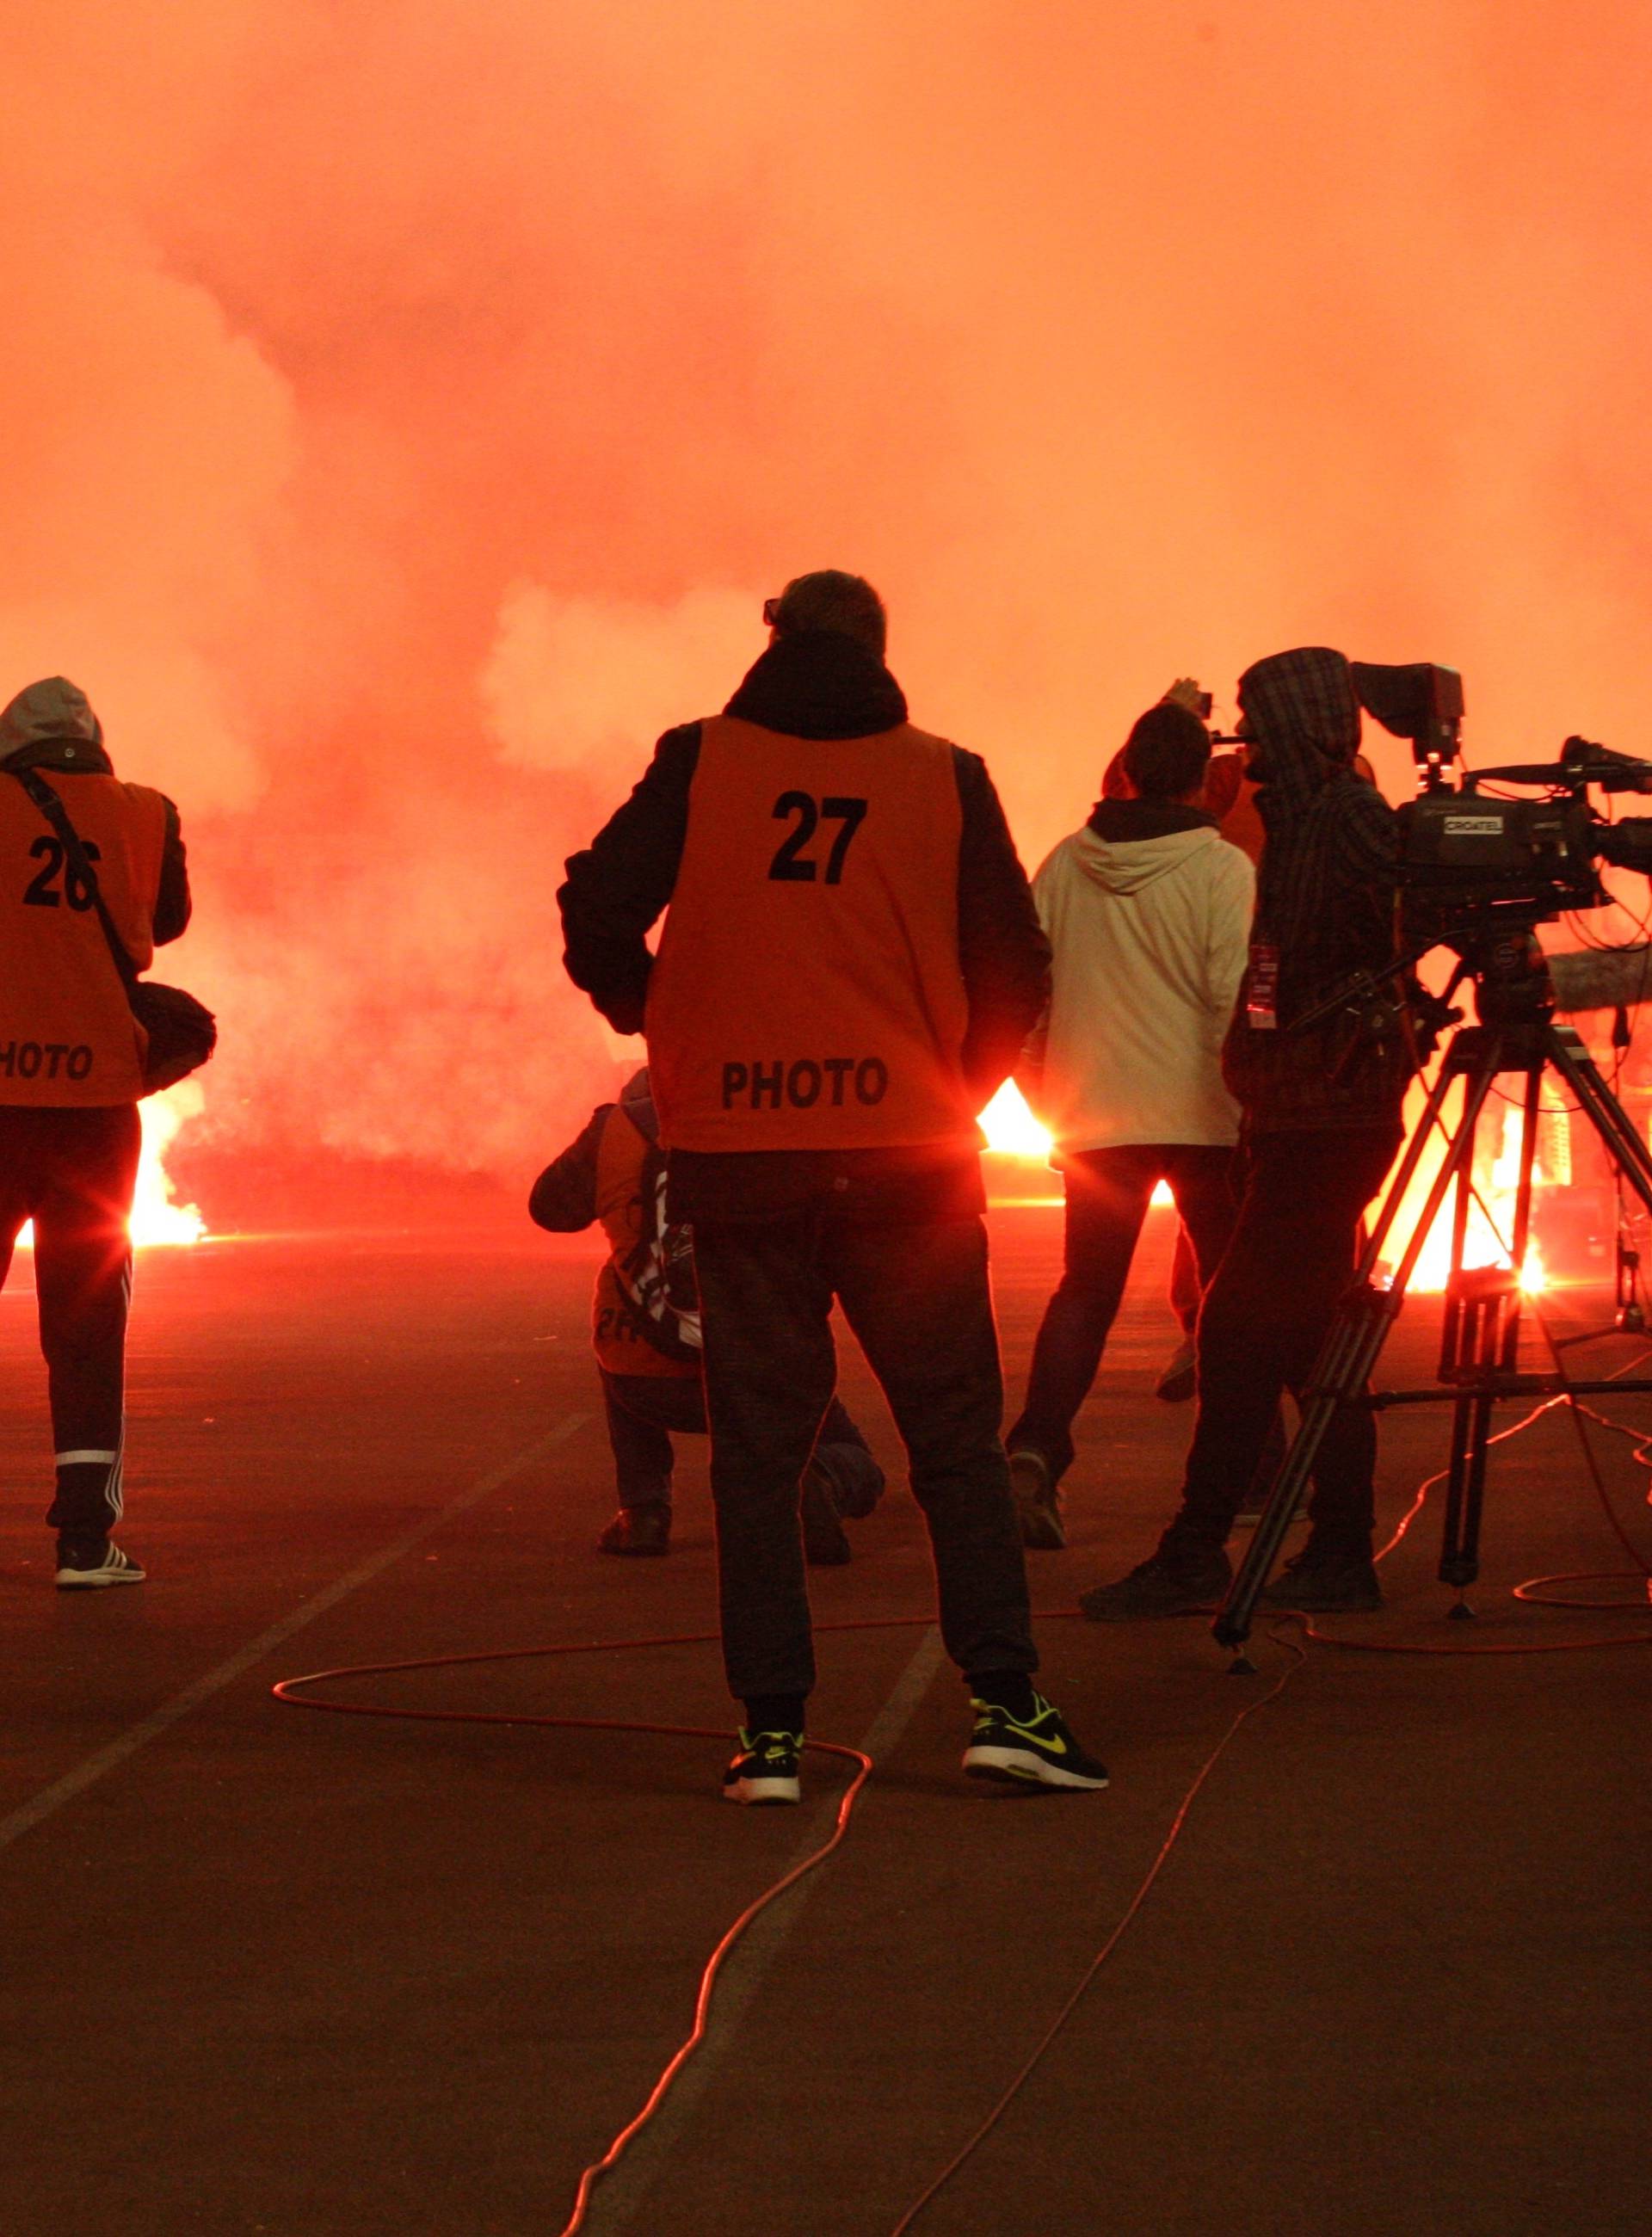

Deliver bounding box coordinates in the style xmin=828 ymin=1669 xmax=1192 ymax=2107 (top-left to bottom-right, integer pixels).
xmin=1161 ymin=677 xmax=1209 ymax=716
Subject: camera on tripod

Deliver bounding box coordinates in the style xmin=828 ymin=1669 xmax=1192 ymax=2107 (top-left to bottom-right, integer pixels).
xmin=1353 ymin=660 xmax=1652 ymax=934
xmin=1217 ymin=659 xmax=1652 ymax=1658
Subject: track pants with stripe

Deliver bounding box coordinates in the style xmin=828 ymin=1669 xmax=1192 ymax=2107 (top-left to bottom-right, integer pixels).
xmin=0 ymin=1104 xmax=141 ymax=1542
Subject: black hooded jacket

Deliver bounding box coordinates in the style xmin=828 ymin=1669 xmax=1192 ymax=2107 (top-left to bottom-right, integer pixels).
xmin=1221 ymin=648 xmax=1408 ymax=1134
xmin=558 ymin=631 xmax=1051 ymax=1220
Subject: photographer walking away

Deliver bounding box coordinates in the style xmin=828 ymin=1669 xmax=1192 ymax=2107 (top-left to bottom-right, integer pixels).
xmin=560 ymin=570 xmax=1107 ymax=1803
xmin=0 ymin=679 xmax=192 ymax=1587
xmin=1006 ymin=693 xmax=1253 ymax=1547
xmin=529 ymin=1063 xmax=883 ymax=1562
xmin=1082 ymin=647 xmax=1408 ymax=1621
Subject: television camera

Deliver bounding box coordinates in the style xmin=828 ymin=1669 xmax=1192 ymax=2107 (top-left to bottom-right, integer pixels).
xmin=1215 ymin=662 xmax=1652 ymax=1661
xmin=1353 ymin=660 xmax=1652 ymax=934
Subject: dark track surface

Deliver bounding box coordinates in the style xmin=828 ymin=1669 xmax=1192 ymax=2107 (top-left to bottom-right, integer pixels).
xmin=3 ymin=1205 xmax=1648 ymax=2236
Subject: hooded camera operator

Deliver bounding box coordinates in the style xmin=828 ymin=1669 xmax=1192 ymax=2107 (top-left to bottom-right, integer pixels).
xmin=1082 ymin=645 xmax=1407 ymax=1621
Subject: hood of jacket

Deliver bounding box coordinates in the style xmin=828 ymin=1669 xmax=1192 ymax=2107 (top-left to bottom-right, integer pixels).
xmin=724 ymin=629 xmax=908 ymax=739
xmin=0 ymin=676 xmax=112 ymax=774
xmin=1068 ymin=816 xmax=1225 ymax=897
xmin=1237 ymin=646 xmax=1360 ymax=826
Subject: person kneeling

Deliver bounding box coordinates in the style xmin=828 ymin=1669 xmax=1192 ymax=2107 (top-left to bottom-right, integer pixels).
xmin=530 ymin=1066 xmax=884 ymax=1562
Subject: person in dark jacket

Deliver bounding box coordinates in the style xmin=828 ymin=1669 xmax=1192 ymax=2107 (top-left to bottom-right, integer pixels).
xmin=530 ymin=1064 xmax=884 ymax=1560
xmin=560 ymin=569 xmax=1107 ymax=1804
xmin=0 ymin=677 xmax=191 ymax=1588
xmin=1081 ymin=646 xmax=1408 ymax=1622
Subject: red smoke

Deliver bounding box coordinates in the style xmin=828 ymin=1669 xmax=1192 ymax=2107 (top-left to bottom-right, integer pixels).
xmin=4 ymin=5 xmax=1648 ymax=1198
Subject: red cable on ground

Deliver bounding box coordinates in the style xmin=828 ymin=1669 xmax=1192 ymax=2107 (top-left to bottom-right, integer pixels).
xmin=272 ymin=1339 xmax=1652 ymax=2234
xmin=1296 ymin=1395 xmax=1652 ymax=1654
xmin=277 ymin=1614 xmax=940 ymax=2234
xmin=885 ymin=1632 xmax=1308 ymax=2234
xmin=885 ymin=1366 xmax=1652 ymax=2225
xmin=274 ymin=1606 xmax=1312 ymax=2234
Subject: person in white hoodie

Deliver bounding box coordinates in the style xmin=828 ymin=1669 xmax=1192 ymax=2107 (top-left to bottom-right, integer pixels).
xmin=1005 ymin=693 xmax=1254 ymax=1548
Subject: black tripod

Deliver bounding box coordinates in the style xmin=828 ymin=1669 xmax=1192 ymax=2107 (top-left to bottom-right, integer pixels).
xmin=1215 ymin=939 xmax=1652 ymax=1658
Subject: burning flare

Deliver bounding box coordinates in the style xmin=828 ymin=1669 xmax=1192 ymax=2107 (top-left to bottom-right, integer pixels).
xmin=15 ymin=1082 xmax=206 ymax=1252
xmin=1384 ymin=1090 xmax=1552 ymax=1296
xmin=132 ymin=1082 xmax=207 ymax=1246
xmin=977 ymin=1082 xmax=1175 ymax=1204
xmin=979 ymin=1079 xmax=1051 ymax=1158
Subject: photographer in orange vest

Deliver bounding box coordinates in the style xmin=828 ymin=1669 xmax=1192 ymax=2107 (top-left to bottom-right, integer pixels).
xmin=530 ymin=1064 xmax=883 ymax=1560
xmin=561 ymin=571 xmax=1108 ymax=1804
xmin=0 ymin=678 xmax=191 ymax=1587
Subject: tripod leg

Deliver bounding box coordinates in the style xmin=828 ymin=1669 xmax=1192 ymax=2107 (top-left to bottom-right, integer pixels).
xmin=1354 ymin=1045 xmax=1481 ymax=1284
xmin=1438 ymin=1132 xmax=1476 ymax=1382
xmin=1216 ymin=1048 xmax=1504 ymax=1656
xmin=1211 ymin=1288 xmax=1400 ymax=1655
xmin=1439 ymin=1390 xmax=1476 ymax=1592
xmin=1507 ymin=1060 xmax=1542 ymax=1284
xmin=1452 ymin=1386 xmax=1499 ymax=1608
xmin=1439 ymin=1282 xmax=1509 ymax=1605
xmin=1389 ymin=1047 xmax=1505 ymax=1293
xmin=1549 ymin=1033 xmax=1652 ymax=1219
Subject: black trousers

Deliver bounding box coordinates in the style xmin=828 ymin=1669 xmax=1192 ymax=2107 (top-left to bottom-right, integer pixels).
xmin=692 ymin=1208 xmax=1035 ymax=1702
xmin=1006 ymin=1143 xmax=1238 ymax=1485
xmin=1173 ymin=1125 xmax=1400 ymax=1554
xmin=0 ymin=1104 xmax=141 ymax=1540
xmin=601 ymin=1369 xmax=878 ymax=1514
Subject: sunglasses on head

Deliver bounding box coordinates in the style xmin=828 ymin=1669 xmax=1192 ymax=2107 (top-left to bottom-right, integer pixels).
xmin=762 ymin=596 xmax=781 ymax=626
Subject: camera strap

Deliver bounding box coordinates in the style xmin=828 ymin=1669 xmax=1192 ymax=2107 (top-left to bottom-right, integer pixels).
xmin=10 ymin=767 xmax=144 ymax=995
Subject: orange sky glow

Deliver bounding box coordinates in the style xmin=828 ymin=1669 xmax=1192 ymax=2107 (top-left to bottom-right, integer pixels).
xmin=3 ymin=3 xmax=1648 ymax=1190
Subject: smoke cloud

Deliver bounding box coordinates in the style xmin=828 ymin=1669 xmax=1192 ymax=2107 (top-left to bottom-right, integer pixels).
xmin=4 ymin=3 xmax=1648 ymax=1195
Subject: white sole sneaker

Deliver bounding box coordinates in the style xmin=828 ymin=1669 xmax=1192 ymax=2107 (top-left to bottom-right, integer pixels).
xmin=963 ymin=1697 xmax=1109 ymax=1790
xmin=963 ymin=1743 xmax=1110 ymax=1791
xmin=56 ymin=1544 xmax=146 ymax=1590
xmin=721 ymin=1772 xmax=801 ymax=1805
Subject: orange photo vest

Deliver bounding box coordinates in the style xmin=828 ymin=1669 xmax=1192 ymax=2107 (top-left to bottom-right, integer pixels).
xmin=592 ymin=1102 xmax=699 ymax=1379
xmin=0 ymin=773 xmax=167 ymax=1106
xmin=646 ymin=715 xmax=976 ymax=1153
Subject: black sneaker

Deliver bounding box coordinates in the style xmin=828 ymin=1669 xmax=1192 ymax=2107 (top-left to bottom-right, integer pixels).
xmin=55 ymin=1540 xmax=145 ymax=1591
xmin=1258 ymin=1549 xmax=1382 ymax=1614
xmin=800 ymin=1462 xmax=851 ymax=1566
xmin=596 ymin=1504 xmax=671 ymax=1556
xmin=963 ymin=1693 xmax=1108 ymax=1791
xmin=1078 ymin=1543 xmax=1230 ymax=1622
xmin=721 ymin=1729 xmax=803 ymax=1806
xmin=1008 ymin=1450 xmax=1066 ymax=1550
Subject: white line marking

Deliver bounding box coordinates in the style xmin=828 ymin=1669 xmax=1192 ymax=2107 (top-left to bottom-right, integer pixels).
xmin=0 ymin=1414 xmax=590 ymax=1858
xmin=588 ymin=1624 xmax=948 ymax=2234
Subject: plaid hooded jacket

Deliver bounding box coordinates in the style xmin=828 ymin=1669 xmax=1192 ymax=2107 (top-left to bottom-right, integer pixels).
xmin=1221 ymin=646 xmax=1409 ymax=1133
